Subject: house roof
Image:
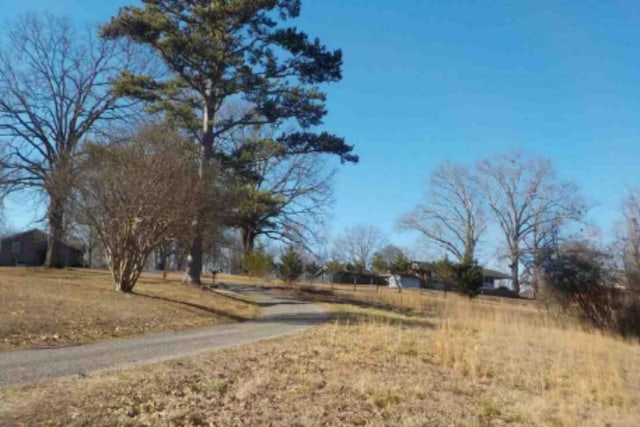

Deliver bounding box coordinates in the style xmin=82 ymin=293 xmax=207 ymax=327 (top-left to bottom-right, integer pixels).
xmin=482 ymin=269 xmax=511 ymax=280
xmin=410 ymin=260 xmax=511 ymax=279
xmin=410 ymin=260 xmax=436 ymax=270
xmin=1 ymin=228 xmax=48 ymax=242
xmin=1 ymin=228 xmax=84 ymax=252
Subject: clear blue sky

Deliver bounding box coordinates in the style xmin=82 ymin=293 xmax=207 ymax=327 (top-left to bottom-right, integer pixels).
xmin=3 ymin=0 xmax=640 ymax=261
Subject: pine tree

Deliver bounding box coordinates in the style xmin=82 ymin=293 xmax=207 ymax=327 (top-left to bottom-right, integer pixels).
xmin=390 ymin=251 xmax=411 ymax=275
xmin=278 ymin=245 xmax=304 ymax=286
xmin=101 ymin=0 xmax=357 ymax=284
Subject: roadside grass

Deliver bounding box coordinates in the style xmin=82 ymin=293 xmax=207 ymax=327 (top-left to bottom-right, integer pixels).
xmin=0 ymin=268 xmax=259 ymax=352
xmin=1 ymin=278 xmax=639 ymax=426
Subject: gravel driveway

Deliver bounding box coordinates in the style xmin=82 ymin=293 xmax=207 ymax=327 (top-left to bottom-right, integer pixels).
xmin=0 ymin=285 xmax=328 ymax=387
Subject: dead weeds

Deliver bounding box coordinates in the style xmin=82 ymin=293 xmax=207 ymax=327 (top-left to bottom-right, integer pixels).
xmin=0 ymin=268 xmax=259 ymax=351
xmin=1 ymin=275 xmax=639 ymax=426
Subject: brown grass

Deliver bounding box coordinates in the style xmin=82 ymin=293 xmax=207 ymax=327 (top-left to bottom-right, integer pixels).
xmin=1 ymin=273 xmax=639 ymax=426
xmin=0 ymin=268 xmax=259 ymax=352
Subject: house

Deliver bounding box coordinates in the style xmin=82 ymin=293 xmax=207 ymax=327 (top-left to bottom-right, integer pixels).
xmin=480 ymin=268 xmax=513 ymax=290
xmin=0 ymin=229 xmax=84 ymax=267
xmin=330 ymin=270 xmax=387 ymax=286
xmin=386 ymin=274 xmax=422 ymax=289
xmin=403 ymin=260 xmax=518 ymax=295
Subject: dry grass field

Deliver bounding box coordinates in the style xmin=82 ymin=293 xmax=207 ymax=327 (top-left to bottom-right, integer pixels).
xmin=1 ymin=274 xmax=639 ymax=426
xmin=0 ymin=268 xmax=259 ymax=352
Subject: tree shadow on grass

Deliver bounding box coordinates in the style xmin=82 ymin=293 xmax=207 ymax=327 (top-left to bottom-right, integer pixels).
xmin=206 ymin=284 xmax=310 ymax=308
xmin=131 ymin=292 xmax=250 ymax=322
xmin=246 ymin=286 xmax=438 ymax=329
xmin=327 ymin=309 xmax=436 ymax=330
xmin=290 ymin=286 xmax=442 ymax=320
xmin=248 ymin=307 xmax=435 ymax=329
xmin=202 ymin=288 xmax=260 ymax=306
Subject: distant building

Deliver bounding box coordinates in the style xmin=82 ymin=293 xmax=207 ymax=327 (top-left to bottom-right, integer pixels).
xmin=330 ymin=270 xmax=387 ymax=286
xmin=480 ymin=268 xmax=513 ymax=290
xmin=406 ymin=260 xmax=518 ymax=296
xmin=386 ymin=274 xmax=422 ymax=289
xmin=0 ymin=229 xmax=84 ymax=267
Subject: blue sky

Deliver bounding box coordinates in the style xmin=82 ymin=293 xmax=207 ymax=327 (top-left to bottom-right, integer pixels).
xmin=2 ymin=1 xmax=640 ymax=264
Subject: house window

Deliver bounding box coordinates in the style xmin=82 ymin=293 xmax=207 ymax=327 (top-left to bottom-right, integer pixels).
xmin=11 ymin=241 xmax=21 ymax=254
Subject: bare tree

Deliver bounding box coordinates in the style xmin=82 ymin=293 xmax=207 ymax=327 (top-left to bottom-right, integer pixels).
xmin=400 ymin=163 xmax=486 ymax=263
xmin=618 ymin=190 xmax=640 ymax=290
xmin=477 ymin=152 xmax=583 ymax=295
xmin=0 ymin=13 xmax=142 ymax=268
xmin=332 ymin=225 xmax=387 ymax=271
xmin=227 ymin=132 xmax=335 ymax=255
xmin=72 ymin=125 xmax=199 ymax=292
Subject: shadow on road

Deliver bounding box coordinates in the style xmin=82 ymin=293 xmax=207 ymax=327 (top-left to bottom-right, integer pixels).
xmin=250 ymin=311 xmax=330 ymax=326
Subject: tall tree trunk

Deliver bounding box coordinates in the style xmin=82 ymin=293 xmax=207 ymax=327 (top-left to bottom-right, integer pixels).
xmin=111 ymin=252 xmax=145 ymax=293
xmin=45 ymin=196 xmax=65 ymax=268
xmin=186 ymin=99 xmax=214 ymax=284
xmin=532 ymin=245 xmax=541 ymax=299
xmin=510 ymin=253 xmax=520 ymax=296
xmin=187 ymin=220 xmax=204 ymax=283
xmin=241 ymin=227 xmax=257 ymax=255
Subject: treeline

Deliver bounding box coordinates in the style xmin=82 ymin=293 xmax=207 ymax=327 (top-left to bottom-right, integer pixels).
xmin=399 ymin=151 xmax=640 ymax=336
xmin=0 ymin=2 xmax=356 ymax=292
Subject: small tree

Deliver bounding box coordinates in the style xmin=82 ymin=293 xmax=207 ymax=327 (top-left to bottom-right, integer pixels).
xmin=325 ymin=259 xmax=343 ymax=288
xmin=433 ymin=257 xmax=457 ymax=294
xmin=73 ymin=125 xmax=199 ymax=293
xmin=346 ymin=261 xmax=366 ymax=275
xmin=371 ymin=253 xmax=389 ymax=274
xmin=456 ymin=261 xmax=483 ymax=297
xmin=243 ymin=245 xmax=274 ymax=280
xmin=389 ymin=251 xmax=411 ymax=275
xmin=304 ymin=261 xmax=323 ymax=284
xmin=278 ymin=245 xmax=304 ymax=286
xmin=433 ymin=257 xmax=482 ymax=296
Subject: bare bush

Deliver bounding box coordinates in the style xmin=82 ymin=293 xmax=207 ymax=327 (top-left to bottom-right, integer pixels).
xmin=540 ymin=241 xmax=620 ymax=329
xmin=72 ymin=125 xmax=199 ymax=292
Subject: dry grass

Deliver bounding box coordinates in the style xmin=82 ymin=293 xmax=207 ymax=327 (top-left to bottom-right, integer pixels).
xmin=0 ymin=268 xmax=259 ymax=352
xmin=1 ymin=274 xmax=639 ymax=426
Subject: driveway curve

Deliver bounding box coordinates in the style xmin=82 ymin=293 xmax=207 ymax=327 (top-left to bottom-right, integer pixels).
xmin=0 ymin=285 xmax=328 ymax=387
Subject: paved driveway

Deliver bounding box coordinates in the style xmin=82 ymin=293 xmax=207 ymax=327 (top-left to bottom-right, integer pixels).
xmin=0 ymin=285 xmax=328 ymax=387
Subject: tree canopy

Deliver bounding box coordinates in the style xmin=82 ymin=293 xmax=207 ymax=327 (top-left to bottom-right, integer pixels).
xmin=101 ymin=0 xmax=357 ymax=283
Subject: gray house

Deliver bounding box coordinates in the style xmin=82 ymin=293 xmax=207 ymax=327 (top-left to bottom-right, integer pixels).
xmin=0 ymin=229 xmax=84 ymax=267
xmin=480 ymin=268 xmax=513 ymax=290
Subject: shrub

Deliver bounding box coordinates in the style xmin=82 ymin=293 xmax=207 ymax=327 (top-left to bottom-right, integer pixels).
xmin=541 ymin=241 xmax=620 ymax=329
xmin=304 ymin=262 xmax=323 ymax=283
xmin=243 ymin=246 xmax=274 ymax=279
xmin=277 ymin=245 xmax=304 ymax=286
xmin=457 ymin=261 xmax=483 ymax=297
xmin=390 ymin=252 xmax=411 ymax=275
xmin=73 ymin=125 xmax=199 ymax=293
xmin=433 ymin=257 xmax=482 ymax=297
xmin=371 ymin=253 xmax=388 ymax=274
xmin=617 ymin=298 xmax=640 ymax=337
